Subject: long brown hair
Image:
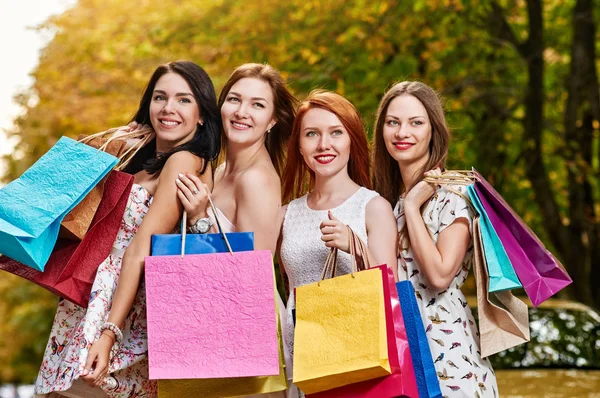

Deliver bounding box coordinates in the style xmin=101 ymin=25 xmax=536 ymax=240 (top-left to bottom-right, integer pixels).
xmin=373 ymin=81 xmax=450 ymax=205
xmin=282 ymin=90 xmax=372 ymax=203
xmin=218 ymin=63 xmax=297 ymax=176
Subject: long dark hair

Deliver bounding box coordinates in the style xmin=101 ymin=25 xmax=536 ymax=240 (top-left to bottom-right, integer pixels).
xmin=124 ymin=60 xmax=221 ymax=175
xmin=373 ymin=81 xmax=450 ymax=204
xmin=218 ymin=63 xmax=297 ymax=177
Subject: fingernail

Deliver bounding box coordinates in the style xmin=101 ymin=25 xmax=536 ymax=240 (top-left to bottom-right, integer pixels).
xmin=178 ymin=173 xmax=184 ymax=178
xmin=175 ymin=179 xmax=181 ymax=183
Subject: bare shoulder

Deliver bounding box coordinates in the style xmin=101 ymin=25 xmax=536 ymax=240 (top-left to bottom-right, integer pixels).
xmin=366 ymin=195 xmax=394 ymax=216
xmin=163 ymin=150 xmax=203 ymax=172
xmin=235 ymin=163 xmax=281 ymax=200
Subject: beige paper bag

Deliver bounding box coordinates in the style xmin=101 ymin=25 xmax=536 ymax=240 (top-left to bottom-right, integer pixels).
xmin=473 ymin=217 xmax=530 ymax=357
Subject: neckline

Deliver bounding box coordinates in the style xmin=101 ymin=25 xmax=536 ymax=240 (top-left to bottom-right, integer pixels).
xmin=132 ymin=182 xmax=153 ymax=197
xmin=303 ymin=187 xmax=364 ymax=212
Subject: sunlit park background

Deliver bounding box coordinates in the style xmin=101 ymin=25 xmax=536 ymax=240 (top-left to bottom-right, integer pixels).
xmin=1 ymin=0 xmax=599 ymax=396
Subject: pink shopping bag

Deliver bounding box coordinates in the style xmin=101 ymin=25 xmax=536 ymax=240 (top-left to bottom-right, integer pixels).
xmin=144 ymin=250 xmax=279 ymax=380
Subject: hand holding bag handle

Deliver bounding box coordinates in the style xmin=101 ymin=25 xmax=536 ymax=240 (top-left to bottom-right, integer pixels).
xmin=179 ymin=194 xmax=233 ymax=258
xmin=319 ymin=226 xmax=375 ymax=285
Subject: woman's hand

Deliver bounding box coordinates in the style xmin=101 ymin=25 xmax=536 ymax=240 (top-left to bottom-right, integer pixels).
xmin=320 ymin=211 xmax=350 ymax=252
xmin=176 ymin=173 xmax=210 ymax=224
xmin=404 ymin=168 xmax=441 ymax=212
xmin=81 ymin=333 xmax=113 ymax=387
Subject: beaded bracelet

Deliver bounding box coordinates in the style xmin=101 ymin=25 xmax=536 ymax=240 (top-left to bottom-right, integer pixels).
xmin=100 ymin=322 xmax=123 ymax=344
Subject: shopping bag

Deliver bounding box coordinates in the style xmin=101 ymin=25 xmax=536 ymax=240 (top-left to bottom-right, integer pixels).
xmin=151 ymin=230 xmax=254 ymax=255
xmin=0 ymin=170 xmax=134 ymax=307
xmin=472 ymin=169 xmax=572 ymax=306
xmin=149 ymin=207 xmax=286 ymax=396
xmin=293 ymin=229 xmax=391 ymax=394
xmin=145 ymin=250 xmax=278 ymax=379
xmin=472 ymin=217 xmax=530 ymax=357
xmin=466 ymin=185 xmax=522 ymax=292
xmin=158 ymin=292 xmax=287 ymax=398
xmin=145 ymin=204 xmax=279 ymax=380
xmin=396 ymin=281 xmax=443 ymax=398
xmin=60 ymin=126 xmax=154 ymax=240
xmin=0 ymin=137 xmax=118 ymax=270
xmin=310 ymin=264 xmax=419 ymax=398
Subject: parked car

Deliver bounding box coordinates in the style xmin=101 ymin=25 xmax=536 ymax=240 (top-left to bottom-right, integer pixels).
xmin=469 ymin=297 xmax=600 ymax=397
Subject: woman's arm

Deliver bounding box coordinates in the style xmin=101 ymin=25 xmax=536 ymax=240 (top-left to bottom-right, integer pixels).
xmin=234 ymin=168 xmax=282 ymax=253
xmin=82 ymin=151 xmax=205 ymax=386
xmin=404 ymin=179 xmax=470 ymax=291
xmin=365 ymin=196 xmax=399 ymax=281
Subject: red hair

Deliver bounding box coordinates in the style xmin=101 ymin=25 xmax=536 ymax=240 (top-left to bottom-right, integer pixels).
xmin=282 ymin=90 xmax=371 ymax=203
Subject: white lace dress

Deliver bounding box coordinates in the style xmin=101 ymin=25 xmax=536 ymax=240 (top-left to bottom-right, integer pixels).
xmin=279 ymin=187 xmax=380 ymax=394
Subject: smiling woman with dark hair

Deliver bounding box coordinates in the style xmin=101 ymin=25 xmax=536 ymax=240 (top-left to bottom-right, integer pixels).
xmin=34 ymin=60 xmax=220 ymax=398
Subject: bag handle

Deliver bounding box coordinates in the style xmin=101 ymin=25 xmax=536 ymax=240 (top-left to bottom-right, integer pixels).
xmin=78 ymin=126 xmax=155 ymax=171
xmin=318 ymin=226 xmax=375 ymax=285
xmin=179 ymin=194 xmax=233 ymax=258
xmin=422 ymin=170 xmax=477 ymax=214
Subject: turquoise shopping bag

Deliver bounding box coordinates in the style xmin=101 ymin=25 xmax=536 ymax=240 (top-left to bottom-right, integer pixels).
xmin=0 ymin=137 xmax=118 ymax=271
xmin=467 ymin=185 xmax=522 ymax=292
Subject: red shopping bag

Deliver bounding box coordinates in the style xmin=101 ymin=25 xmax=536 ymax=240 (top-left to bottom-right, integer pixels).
xmin=0 ymin=170 xmax=134 ymax=307
xmin=309 ymin=264 xmax=419 ymax=398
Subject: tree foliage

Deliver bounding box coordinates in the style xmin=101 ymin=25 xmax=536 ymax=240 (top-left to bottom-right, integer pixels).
xmin=0 ymin=0 xmax=599 ymax=382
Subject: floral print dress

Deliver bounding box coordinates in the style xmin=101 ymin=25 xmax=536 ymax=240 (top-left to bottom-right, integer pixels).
xmin=34 ymin=184 xmax=158 ymax=397
xmin=395 ymin=185 xmax=498 ymax=398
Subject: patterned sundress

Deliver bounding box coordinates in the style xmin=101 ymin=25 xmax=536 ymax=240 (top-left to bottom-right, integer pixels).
xmin=395 ymin=185 xmax=498 ymax=398
xmin=34 ymin=184 xmax=158 ymax=397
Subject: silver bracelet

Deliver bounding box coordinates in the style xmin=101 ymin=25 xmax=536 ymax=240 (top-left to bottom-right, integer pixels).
xmin=100 ymin=322 xmax=123 ymax=344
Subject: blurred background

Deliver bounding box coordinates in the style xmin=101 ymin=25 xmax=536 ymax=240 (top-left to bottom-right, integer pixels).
xmin=0 ymin=0 xmax=599 ymax=396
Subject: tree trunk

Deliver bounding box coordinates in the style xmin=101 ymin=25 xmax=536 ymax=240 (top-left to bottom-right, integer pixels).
xmin=488 ymin=0 xmax=600 ymax=308
xmin=563 ymin=0 xmax=600 ymax=307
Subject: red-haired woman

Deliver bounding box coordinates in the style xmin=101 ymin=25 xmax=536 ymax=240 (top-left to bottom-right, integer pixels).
xmin=278 ymin=90 xmax=398 ymax=394
xmin=372 ymin=81 xmax=498 ymax=396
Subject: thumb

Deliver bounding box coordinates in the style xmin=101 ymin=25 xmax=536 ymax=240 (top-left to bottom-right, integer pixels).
xmin=328 ymin=210 xmax=338 ymax=221
xmin=83 ymin=351 xmax=97 ymax=376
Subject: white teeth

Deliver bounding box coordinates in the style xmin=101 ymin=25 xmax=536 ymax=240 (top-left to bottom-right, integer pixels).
xmin=161 ymin=120 xmax=179 ymax=126
xmin=232 ymin=122 xmax=251 ymax=128
xmin=317 ymin=156 xmax=335 ymax=162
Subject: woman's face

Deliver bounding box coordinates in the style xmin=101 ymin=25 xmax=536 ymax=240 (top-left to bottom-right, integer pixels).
xmin=220 ymin=77 xmax=276 ymax=147
xmin=382 ymin=94 xmax=432 ymax=166
xmin=299 ymin=107 xmax=351 ymax=180
xmin=149 ymin=72 xmax=201 ymax=149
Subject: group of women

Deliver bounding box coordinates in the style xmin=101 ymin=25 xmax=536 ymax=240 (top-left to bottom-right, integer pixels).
xmin=33 ymin=60 xmax=498 ymax=398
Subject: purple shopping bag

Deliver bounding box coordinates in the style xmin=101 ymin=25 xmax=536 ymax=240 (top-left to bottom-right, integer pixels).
xmin=472 ymin=168 xmax=572 ymax=306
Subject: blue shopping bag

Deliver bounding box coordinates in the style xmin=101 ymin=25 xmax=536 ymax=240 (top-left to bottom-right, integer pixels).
xmin=0 ymin=137 xmax=118 ymax=271
xmin=467 ymin=185 xmax=522 ymax=292
xmin=151 ymin=231 xmax=254 ymax=255
xmin=396 ymin=281 xmax=442 ymax=398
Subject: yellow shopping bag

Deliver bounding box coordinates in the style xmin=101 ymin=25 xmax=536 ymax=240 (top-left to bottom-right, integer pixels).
xmin=293 ymin=229 xmax=391 ymax=394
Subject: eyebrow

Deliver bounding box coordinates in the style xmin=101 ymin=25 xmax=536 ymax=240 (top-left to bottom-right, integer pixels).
xmin=303 ymin=125 xmax=345 ymax=131
xmin=228 ymin=91 xmax=269 ymax=103
xmin=154 ymin=89 xmax=194 ymax=97
xmin=386 ymin=115 xmax=426 ymax=120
